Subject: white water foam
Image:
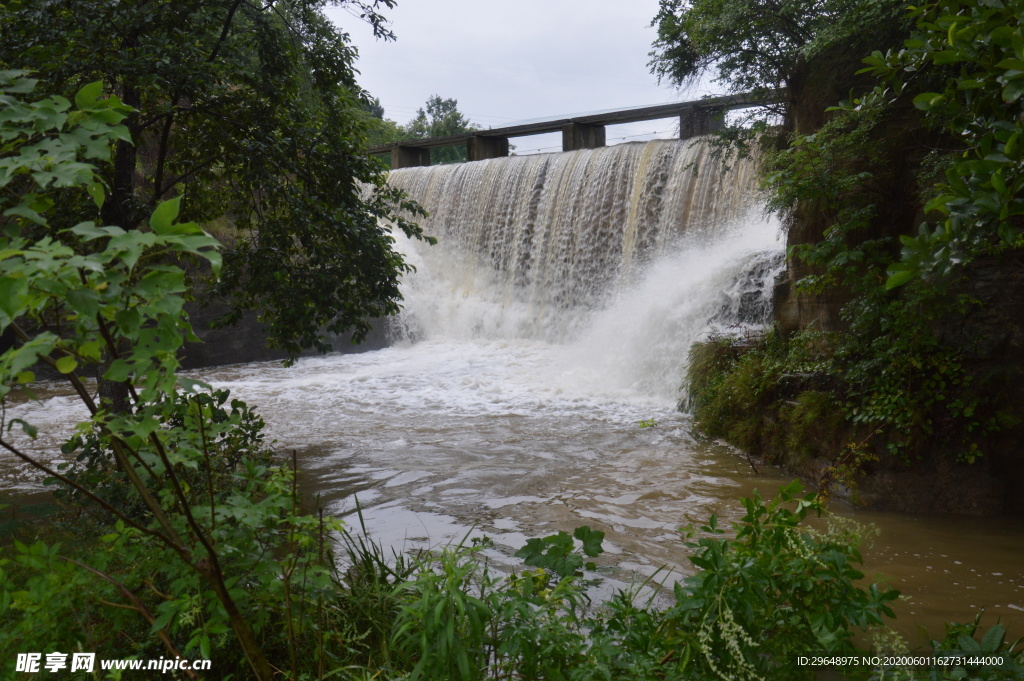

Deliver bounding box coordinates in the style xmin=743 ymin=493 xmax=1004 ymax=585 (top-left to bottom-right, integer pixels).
xmin=386 ymin=137 xmax=784 ymax=402
xmin=389 ymin=211 xmax=782 ymax=403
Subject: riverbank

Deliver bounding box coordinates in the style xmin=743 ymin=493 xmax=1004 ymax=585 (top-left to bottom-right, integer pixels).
xmin=684 ymin=330 xmax=1024 ymax=516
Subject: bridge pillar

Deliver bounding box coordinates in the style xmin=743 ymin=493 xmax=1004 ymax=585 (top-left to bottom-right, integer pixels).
xmin=561 ymin=122 xmax=605 ymax=151
xmin=467 ymin=135 xmax=509 ymax=161
xmin=679 ymin=108 xmax=725 ymax=139
xmin=391 ymin=145 xmax=431 ymax=169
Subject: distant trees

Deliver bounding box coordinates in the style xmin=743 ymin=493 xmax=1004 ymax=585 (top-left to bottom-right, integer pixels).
xmin=369 ymin=94 xmax=479 ymax=165
xmin=405 ymin=95 xmax=477 ymax=137
xmin=362 ymin=96 xmax=407 ymax=148
xmin=407 ymin=95 xmax=479 ymax=164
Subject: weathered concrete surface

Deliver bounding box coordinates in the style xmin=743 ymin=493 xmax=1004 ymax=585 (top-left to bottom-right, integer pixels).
xmin=777 ymin=447 xmax=1008 ymax=516
xmin=391 ymin=145 xmax=431 ymax=169
xmin=679 ymin=108 xmax=725 ymax=139
xmin=467 ymin=135 xmax=509 ymax=161
xmin=179 ymin=299 xmax=389 ymax=370
xmin=772 ymin=269 xmax=848 ymax=333
xmin=561 ymin=122 xmax=605 ymax=151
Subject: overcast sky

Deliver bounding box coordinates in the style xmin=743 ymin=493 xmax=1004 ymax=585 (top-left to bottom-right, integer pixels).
xmin=324 ymin=0 xmax=718 ymax=154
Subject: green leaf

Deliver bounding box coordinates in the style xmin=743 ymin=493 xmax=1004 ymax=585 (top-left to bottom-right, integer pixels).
xmin=108 ymin=230 xmax=156 ymax=270
xmin=103 ymin=359 xmax=132 ymax=382
xmin=912 ymin=92 xmax=945 ymax=110
xmin=980 ymin=624 xmax=1005 ymax=652
xmin=1 ymin=74 xmax=38 ymax=94
xmin=932 ymin=50 xmax=963 ymax=65
xmin=86 ymin=181 xmax=105 ymax=209
xmin=55 ymin=355 xmax=78 ymax=374
xmin=136 ymin=268 xmax=185 ymax=298
xmin=69 ymin=221 xmax=123 ymax=241
xmin=573 ymin=525 xmax=606 ymax=558
xmin=991 ymin=171 xmax=1008 ymax=195
xmin=66 ymin=288 xmax=100 ymax=318
xmin=0 ymin=276 xmax=28 ymax=322
xmin=199 ymin=634 xmax=211 ymax=659
xmin=1002 ymin=79 xmax=1024 ymax=102
xmin=1005 ymin=132 xmax=1021 ymax=159
xmin=150 ymin=197 xmax=181 ymax=235
xmin=8 ymin=419 xmax=37 ymax=439
xmin=3 ymin=203 xmax=48 ymax=226
xmin=78 ymin=341 xmax=103 ymax=362
xmin=151 ymin=604 xmax=177 ymax=633
xmin=945 ymin=167 xmax=969 ymax=195
xmin=74 ymin=81 xmax=104 ymax=110
xmin=885 ymin=269 xmax=916 ymax=290
xmin=996 ymin=58 xmax=1024 ymax=71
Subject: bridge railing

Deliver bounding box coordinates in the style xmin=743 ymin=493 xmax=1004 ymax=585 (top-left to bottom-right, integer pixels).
xmin=369 ymin=90 xmax=783 ymax=168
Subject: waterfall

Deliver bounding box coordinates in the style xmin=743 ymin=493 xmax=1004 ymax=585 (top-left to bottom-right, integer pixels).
xmin=385 ymin=138 xmax=783 ymax=402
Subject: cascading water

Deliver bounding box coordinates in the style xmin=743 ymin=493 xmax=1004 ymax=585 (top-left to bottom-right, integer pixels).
xmin=386 ymin=138 xmax=784 ymax=400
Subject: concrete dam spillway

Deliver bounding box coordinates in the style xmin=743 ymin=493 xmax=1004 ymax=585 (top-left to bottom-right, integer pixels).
xmin=384 ymin=137 xmax=784 ymax=399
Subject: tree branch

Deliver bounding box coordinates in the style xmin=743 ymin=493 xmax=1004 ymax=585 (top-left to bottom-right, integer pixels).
xmin=63 ymin=557 xmax=199 ymax=681
xmin=207 ymin=0 xmax=246 ymax=64
xmin=0 ymin=438 xmax=178 ymax=551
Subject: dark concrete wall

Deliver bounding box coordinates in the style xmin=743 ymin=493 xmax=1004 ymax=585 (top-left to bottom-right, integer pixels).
xmin=179 ymin=299 xmax=390 ymax=370
xmin=561 ymin=122 xmax=605 ymax=151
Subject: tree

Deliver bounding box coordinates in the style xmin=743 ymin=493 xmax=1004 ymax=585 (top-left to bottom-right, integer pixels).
xmin=405 ymin=94 xmax=476 ymax=139
xmin=361 ymin=101 xmax=409 ymax=150
xmin=0 ymin=71 xmax=283 ymax=679
xmin=404 ymin=94 xmax=478 ymax=164
xmin=0 ymin=0 xmax=430 ymax=357
xmin=648 ymin=0 xmax=909 ymax=130
xmin=363 ymin=95 xmax=386 ymax=120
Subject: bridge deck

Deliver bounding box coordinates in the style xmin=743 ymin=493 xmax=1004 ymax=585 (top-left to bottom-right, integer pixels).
xmin=370 ymin=91 xmax=780 ymax=167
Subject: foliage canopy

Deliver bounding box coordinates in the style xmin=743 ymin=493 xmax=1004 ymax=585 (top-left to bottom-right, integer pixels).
xmin=0 ymin=0 xmax=429 ymax=356
xmin=679 ymin=0 xmax=1024 ymax=476
xmin=649 ymin=0 xmax=908 ymax=96
xmin=367 ymin=94 xmax=481 ymax=165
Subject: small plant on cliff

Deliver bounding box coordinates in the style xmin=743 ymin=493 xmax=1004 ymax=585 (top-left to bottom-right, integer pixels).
xmin=686 ymin=330 xmax=837 ymax=450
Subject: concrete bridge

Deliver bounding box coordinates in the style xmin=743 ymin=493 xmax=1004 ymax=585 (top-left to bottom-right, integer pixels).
xmin=368 ymin=91 xmax=777 ymax=169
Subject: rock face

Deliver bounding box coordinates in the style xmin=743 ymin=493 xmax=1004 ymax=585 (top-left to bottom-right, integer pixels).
xmin=775 ymin=436 xmax=1010 ymax=516
xmin=771 ymin=232 xmax=1024 ymax=516
xmin=179 ymin=299 xmax=389 ymax=369
xmin=855 ymin=456 xmax=1007 ymax=515
xmin=947 ymin=253 xmax=1024 ymax=515
xmin=772 ymin=267 xmax=848 ymax=333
